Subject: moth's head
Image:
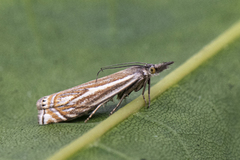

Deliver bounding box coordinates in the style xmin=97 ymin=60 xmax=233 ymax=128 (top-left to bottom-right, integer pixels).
xmin=147 ymin=61 xmax=174 ymax=75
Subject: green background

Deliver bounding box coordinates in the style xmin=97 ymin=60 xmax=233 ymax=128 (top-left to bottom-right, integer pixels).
xmin=0 ymin=0 xmax=240 ymax=159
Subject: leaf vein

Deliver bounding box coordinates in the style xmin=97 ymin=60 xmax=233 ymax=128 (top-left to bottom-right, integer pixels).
xmin=134 ymin=113 xmax=191 ymax=159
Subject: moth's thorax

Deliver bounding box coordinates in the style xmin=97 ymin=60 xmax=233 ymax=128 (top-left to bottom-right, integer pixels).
xmin=125 ymin=66 xmax=149 ymax=76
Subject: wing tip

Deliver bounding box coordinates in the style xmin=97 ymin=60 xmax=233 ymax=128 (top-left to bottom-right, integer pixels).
xmin=36 ymin=96 xmax=49 ymax=110
xmin=38 ymin=109 xmax=45 ymax=125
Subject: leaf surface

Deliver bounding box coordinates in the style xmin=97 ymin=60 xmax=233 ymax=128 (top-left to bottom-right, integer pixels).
xmin=0 ymin=1 xmax=240 ymax=160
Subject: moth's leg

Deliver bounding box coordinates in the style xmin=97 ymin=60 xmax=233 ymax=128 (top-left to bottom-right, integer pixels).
xmin=84 ymin=100 xmax=108 ymax=123
xmin=147 ymin=78 xmax=151 ymax=109
xmin=142 ymin=78 xmax=148 ymax=107
xmin=111 ymin=79 xmax=144 ymax=115
xmin=110 ymin=93 xmax=128 ymax=115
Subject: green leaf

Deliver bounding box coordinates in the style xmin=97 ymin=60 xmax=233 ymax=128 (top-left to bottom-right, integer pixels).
xmin=0 ymin=1 xmax=240 ymax=160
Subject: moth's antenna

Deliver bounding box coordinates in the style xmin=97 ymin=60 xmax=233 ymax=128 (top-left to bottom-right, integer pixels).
xmin=101 ymin=62 xmax=147 ymax=68
xmin=95 ymin=62 xmax=147 ymax=82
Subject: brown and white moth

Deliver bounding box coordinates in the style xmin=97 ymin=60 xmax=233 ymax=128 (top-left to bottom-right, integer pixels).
xmin=36 ymin=61 xmax=174 ymax=125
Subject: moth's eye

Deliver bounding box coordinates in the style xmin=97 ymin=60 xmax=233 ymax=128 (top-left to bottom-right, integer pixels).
xmin=149 ymin=67 xmax=156 ymax=74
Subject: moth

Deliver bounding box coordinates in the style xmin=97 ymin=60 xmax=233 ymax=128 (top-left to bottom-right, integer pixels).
xmin=37 ymin=61 xmax=174 ymax=125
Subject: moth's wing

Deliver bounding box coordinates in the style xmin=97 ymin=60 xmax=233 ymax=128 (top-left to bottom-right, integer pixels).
xmin=36 ymin=68 xmax=144 ymax=125
xmin=37 ymin=88 xmax=91 ymax=125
